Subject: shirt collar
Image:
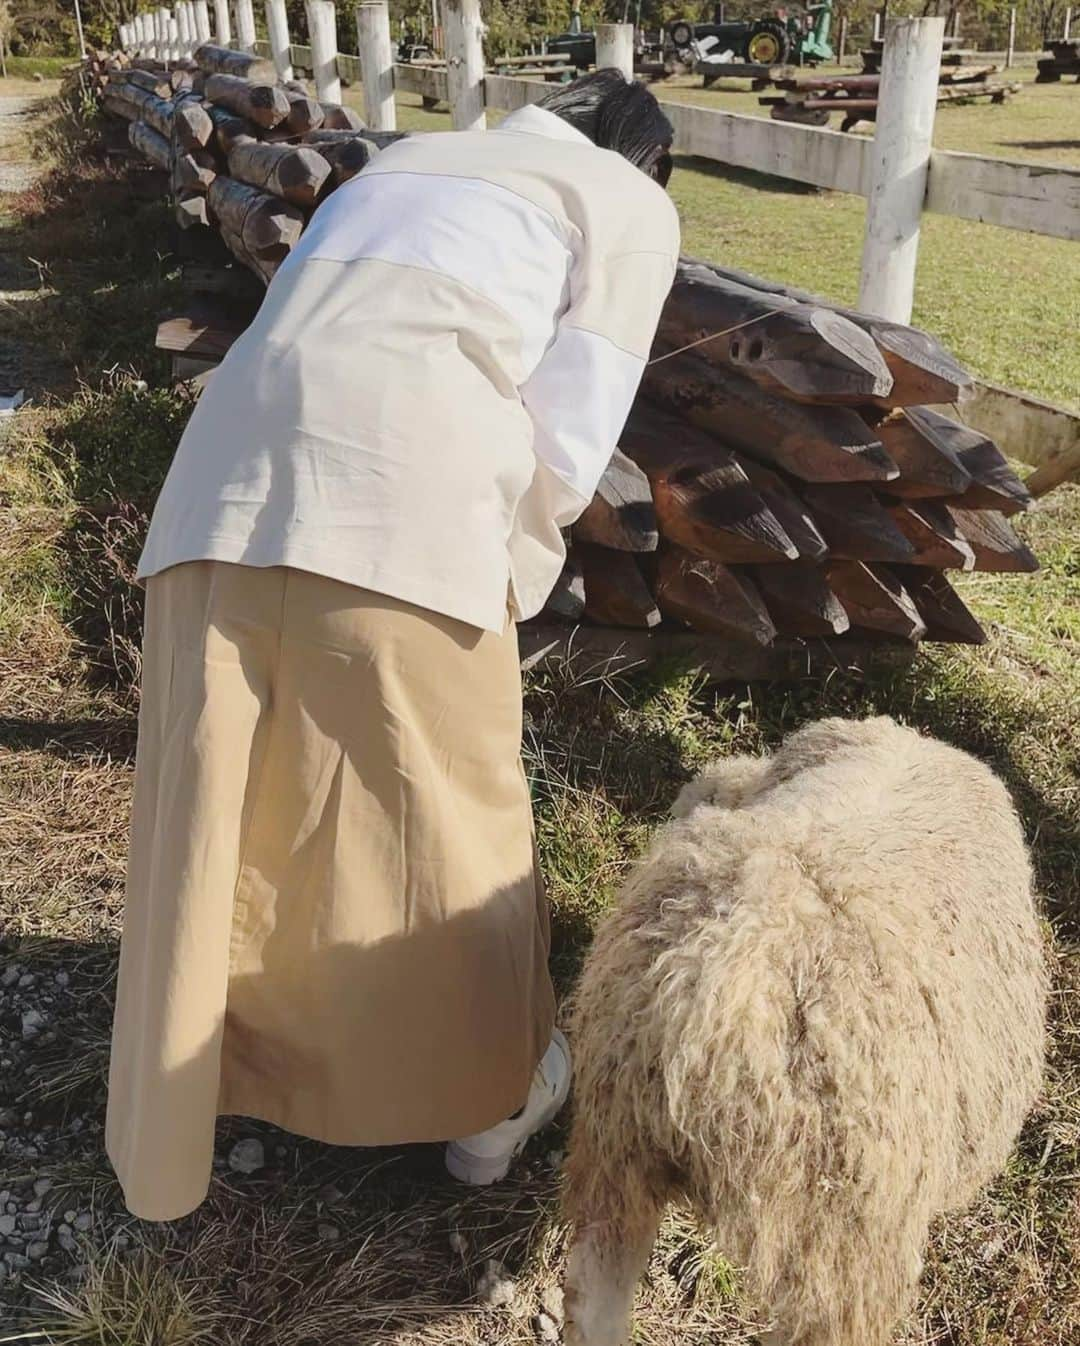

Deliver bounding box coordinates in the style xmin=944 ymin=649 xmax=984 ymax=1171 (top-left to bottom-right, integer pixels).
xmin=496 ymin=103 xmax=594 ymax=148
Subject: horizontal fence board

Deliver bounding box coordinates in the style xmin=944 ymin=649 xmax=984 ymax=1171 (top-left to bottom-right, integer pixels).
xmin=926 ymin=149 xmax=1080 ymax=240
xmin=484 ymin=72 xmax=550 ymax=112
xmin=660 ymin=99 xmax=876 ymax=195
xmin=393 ymin=62 xmax=449 ymax=101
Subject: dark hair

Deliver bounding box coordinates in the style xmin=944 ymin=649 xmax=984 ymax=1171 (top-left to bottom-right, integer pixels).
xmin=537 ymin=69 xmax=674 ymax=186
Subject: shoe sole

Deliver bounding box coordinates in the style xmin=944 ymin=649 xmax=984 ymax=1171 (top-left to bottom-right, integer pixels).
xmin=445 ymin=1028 xmax=571 ymax=1186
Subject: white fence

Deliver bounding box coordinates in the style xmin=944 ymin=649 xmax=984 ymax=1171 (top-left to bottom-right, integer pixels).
xmin=117 ymin=6 xmax=1078 ymax=322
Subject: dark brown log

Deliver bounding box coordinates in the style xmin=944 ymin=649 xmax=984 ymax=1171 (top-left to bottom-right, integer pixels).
xmin=799 ymin=484 xmax=916 ymax=563
xmin=308 ymin=135 xmax=380 ymax=185
xmin=204 ymin=73 xmax=290 ymax=129
xmin=175 ymin=192 xmax=210 ymax=229
xmin=904 ymin=408 xmax=1032 ymax=514
xmin=121 ymin=66 xmax=173 ymax=97
xmin=173 ymin=149 xmax=217 ymax=192
xmin=573 ymin=449 xmax=658 ymax=552
xmin=173 ymin=96 xmax=215 ymax=151
xmin=893 ymin=568 xmax=987 ymax=644
xmin=620 ymin=405 xmax=799 ymax=563
xmin=655 ymin=546 xmax=777 ymax=646
xmin=206 ymin=103 xmax=257 ymax=154
xmin=734 ymin=457 xmax=829 ymax=561
xmin=643 ymin=349 xmax=897 ymax=484
xmin=886 ymin=501 xmax=975 ymax=570
xmin=948 ymin=508 xmax=1039 ymax=573
xmin=698 ymin=261 xmax=975 ymax=406
xmin=320 ymin=102 xmax=366 ymax=130
xmin=660 ymin=261 xmax=893 ymax=405
xmin=194 ymin=42 xmax=278 ymax=84
xmin=128 ymin=119 xmax=172 ymax=169
xmin=284 ymin=88 xmax=325 ymax=135
xmin=544 ymin=554 xmax=586 ymax=621
xmin=752 ymin=563 xmax=850 ymax=636
xmin=826 ymin=561 xmax=927 ymax=641
xmin=875 ymin=407 xmax=973 ymax=498
xmin=579 ymin=544 xmax=661 ymax=628
xmin=227 ymin=140 xmax=332 ymax=208
xmin=207 ymin=176 xmax=305 ymax=259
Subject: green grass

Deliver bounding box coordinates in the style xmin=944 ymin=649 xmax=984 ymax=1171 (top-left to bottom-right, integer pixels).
xmin=0 ymin=93 xmax=1078 ymax=1346
xmin=3 ymin=54 xmax=71 ymax=80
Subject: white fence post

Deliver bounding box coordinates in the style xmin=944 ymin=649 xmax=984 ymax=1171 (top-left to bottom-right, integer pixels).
xmin=307 ymin=0 xmax=342 ymax=102
xmin=194 ymin=0 xmax=212 ymax=44
xmin=1006 ymin=6 xmax=1016 ymax=68
xmin=596 ymin=22 xmax=634 ymax=78
xmin=213 ymin=0 xmax=231 ymax=45
xmin=266 ymin=0 xmax=293 ymax=79
xmin=236 ymin=0 xmax=258 ymax=52
xmin=839 ymin=14 xmax=848 ymax=60
xmin=858 ymin=17 xmax=945 ymax=323
xmin=358 ymin=2 xmax=396 ymax=130
xmin=872 ymin=10 xmax=882 ymax=42
xmin=444 ymin=0 xmax=485 ymax=131
xmin=176 ymin=2 xmax=191 ymax=54
xmin=168 ymin=15 xmax=181 ymax=60
xmin=118 ymin=21 xmax=130 ymax=51
xmin=155 ymin=9 xmax=169 ymax=59
xmin=1065 ymin=7 xmax=1073 ymax=39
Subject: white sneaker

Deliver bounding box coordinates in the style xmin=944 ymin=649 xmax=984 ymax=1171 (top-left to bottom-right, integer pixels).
xmin=445 ymin=1029 xmax=572 ymax=1186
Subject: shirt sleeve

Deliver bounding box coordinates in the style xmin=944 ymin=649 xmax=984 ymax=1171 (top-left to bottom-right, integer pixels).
xmin=518 ymin=241 xmax=679 ymax=527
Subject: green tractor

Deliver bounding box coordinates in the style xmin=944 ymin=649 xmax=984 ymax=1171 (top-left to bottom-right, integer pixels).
xmin=669 ymin=0 xmax=835 ymax=68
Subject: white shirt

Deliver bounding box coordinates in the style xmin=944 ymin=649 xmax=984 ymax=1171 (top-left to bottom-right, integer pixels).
xmin=137 ymin=105 xmax=681 ymax=631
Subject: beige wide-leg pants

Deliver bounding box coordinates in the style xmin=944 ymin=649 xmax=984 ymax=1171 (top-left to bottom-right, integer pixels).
xmin=106 ymin=561 xmax=555 ymax=1221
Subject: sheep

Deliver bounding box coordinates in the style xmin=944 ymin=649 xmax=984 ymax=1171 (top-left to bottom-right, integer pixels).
xmin=562 ymin=716 xmax=1047 ymax=1346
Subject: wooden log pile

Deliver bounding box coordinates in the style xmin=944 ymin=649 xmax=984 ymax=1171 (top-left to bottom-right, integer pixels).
xmin=763 ymin=66 xmax=1021 ymax=130
xmin=551 ymin=259 xmax=1037 ymax=650
xmin=1036 ymin=39 xmax=1080 ymax=82
xmin=94 ymin=42 xmax=402 ymax=279
xmin=88 ymin=45 xmax=1038 ymax=657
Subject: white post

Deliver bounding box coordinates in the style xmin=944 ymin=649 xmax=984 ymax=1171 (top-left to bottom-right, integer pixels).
xmin=134 ymin=13 xmax=147 ymax=53
xmin=858 ymin=18 xmax=945 ymax=324
xmin=176 ymin=2 xmax=192 ymax=54
xmin=168 ymin=15 xmax=181 ymax=60
xmin=236 ymin=0 xmax=258 ymax=51
xmin=873 ymin=10 xmax=882 ymax=42
xmin=213 ymin=0 xmax=231 ymax=45
xmin=1065 ymin=7 xmax=1073 ymax=39
xmin=595 ymin=22 xmax=634 ymax=78
xmin=839 ymin=14 xmax=848 ymax=59
xmin=357 ymin=1 xmax=396 ymax=129
xmin=266 ymin=0 xmax=293 ymax=77
xmin=443 ymin=0 xmax=485 ymax=131
xmin=307 ymin=0 xmax=342 ymax=102
xmin=119 ymin=21 xmax=130 ymax=51
xmin=155 ymin=9 xmax=168 ymax=59
xmin=194 ymin=0 xmax=212 ymax=43
xmin=1006 ymin=5 xmax=1016 ymax=67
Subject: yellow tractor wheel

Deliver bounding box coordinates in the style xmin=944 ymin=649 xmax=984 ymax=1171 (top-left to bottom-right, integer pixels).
xmin=748 ymin=30 xmax=782 ymax=64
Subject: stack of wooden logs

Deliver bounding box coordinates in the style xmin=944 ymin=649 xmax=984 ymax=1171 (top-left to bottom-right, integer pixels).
xmin=1036 ymin=39 xmax=1080 ymax=82
xmin=763 ymin=65 xmax=1021 ymax=130
xmin=96 ymin=42 xmax=399 ymax=283
xmin=551 ymin=259 xmax=1037 ymax=650
xmin=95 ymin=44 xmax=1038 ymax=653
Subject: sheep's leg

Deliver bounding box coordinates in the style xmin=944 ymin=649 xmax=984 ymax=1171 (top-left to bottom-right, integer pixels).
xmin=564 ymin=1200 xmax=664 ymax=1346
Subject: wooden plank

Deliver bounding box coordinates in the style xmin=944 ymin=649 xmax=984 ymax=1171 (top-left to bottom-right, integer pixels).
xmin=572 ymin=449 xmax=658 ymax=552
xmin=655 ymin=546 xmax=778 ymax=646
xmin=661 ymin=98 xmax=874 ymax=195
xmin=517 ymin=624 xmax=915 ymax=681
xmin=926 ymin=150 xmax=1080 ymax=241
xmin=393 ymin=61 xmax=450 ymax=102
xmin=482 ymin=72 xmax=549 ymax=112
xmin=155 ymin=305 xmax=246 ymax=358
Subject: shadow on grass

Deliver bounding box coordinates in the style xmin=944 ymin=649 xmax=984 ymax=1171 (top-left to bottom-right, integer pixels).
xmin=672 ymin=153 xmax=824 ymax=196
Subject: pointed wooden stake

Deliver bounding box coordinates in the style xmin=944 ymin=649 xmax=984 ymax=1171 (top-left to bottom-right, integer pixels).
xmin=876 ymin=407 xmax=973 ymax=498
xmin=800 ymin=483 xmax=917 ymax=563
xmin=204 ymin=73 xmax=290 ymax=128
xmin=644 ymin=351 xmax=897 ymax=484
xmin=656 ymin=546 xmax=777 ymax=645
xmin=887 ymin=501 xmax=976 ymax=570
xmin=572 ymin=449 xmax=659 ymax=552
xmin=544 ymin=553 xmax=586 ymax=621
xmin=894 ymin=568 xmax=987 ymax=644
xmin=752 ymin=563 xmax=850 ymax=637
xmin=948 ymin=508 xmax=1040 ymax=573
xmin=826 ymin=561 xmax=927 ymax=641
xmin=735 ymin=456 xmax=830 ymax=561
xmin=579 ymin=545 xmax=662 ymax=628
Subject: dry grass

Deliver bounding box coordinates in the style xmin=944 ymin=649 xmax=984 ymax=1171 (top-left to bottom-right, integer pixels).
xmin=0 ymin=94 xmax=1077 ymax=1346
